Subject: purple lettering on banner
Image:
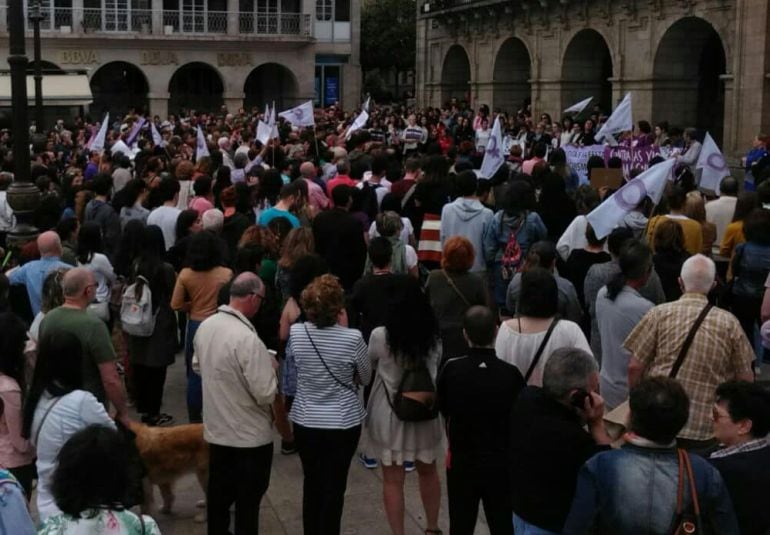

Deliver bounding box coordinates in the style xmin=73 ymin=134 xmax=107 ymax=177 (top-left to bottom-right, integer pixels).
xmin=604 ymin=146 xmax=662 ymax=178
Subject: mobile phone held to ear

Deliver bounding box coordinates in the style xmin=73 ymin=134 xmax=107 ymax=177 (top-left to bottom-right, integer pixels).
xmin=570 ymin=389 xmax=592 ymax=410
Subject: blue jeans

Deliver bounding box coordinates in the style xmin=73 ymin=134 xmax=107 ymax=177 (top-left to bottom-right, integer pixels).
xmin=513 ymin=513 xmax=561 ymax=535
xmin=185 ymin=318 xmax=203 ymax=423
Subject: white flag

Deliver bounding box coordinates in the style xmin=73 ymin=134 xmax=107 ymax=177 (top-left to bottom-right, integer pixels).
xmin=256 ymin=120 xmax=272 ymax=145
xmin=278 ymin=101 xmax=315 ymax=127
xmin=479 ymin=116 xmax=505 ymax=179
xmin=696 ymin=132 xmax=729 ymax=194
xmin=345 ymin=110 xmax=369 ymax=140
xmin=269 ymin=101 xmax=279 ymax=139
xmin=110 ymin=139 xmax=132 ymax=158
xmin=564 ymin=96 xmax=593 ymax=115
xmin=196 ymin=125 xmax=210 ymax=160
xmin=363 ymin=96 xmax=371 ymax=112
xmin=587 ymin=158 xmax=676 ymax=239
xmin=87 ymin=113 xmax=109 ymax=152
xmin=150 ymin=122 xmax=164 ymax=148
xmin=595 ymin=93 xmax=633 ymax=144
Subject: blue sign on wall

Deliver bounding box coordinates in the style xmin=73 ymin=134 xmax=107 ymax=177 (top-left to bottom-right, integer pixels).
xmin=324 ymin=76 xmax=339 ymax=106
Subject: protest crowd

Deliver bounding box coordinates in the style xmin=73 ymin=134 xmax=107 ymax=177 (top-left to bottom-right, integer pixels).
xmin=0 ymin=93 xmax=769 ymax=535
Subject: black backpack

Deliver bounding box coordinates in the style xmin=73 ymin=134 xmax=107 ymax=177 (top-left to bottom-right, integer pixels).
xmin=386 ymin=364 xmax=439 ymax=422
xmin=360 ymin=181 xmax=381 ymax=222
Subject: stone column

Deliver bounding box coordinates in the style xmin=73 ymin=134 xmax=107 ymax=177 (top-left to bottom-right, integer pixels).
xmin=224 ymin=94 xmax=243 ymax=113
xmin=148 ymin=94 xmax=169 ymax=118
xmin=72 ymin=0 xmax=84 ymax=34
xmin=227 ymin=0 xmax=238 ymax=36
xmin=151 ymin=0 xmax=163 ymax=35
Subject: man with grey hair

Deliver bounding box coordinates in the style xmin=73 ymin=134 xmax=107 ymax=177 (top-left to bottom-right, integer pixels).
xmin=193 ymin=271 xmax=277 ymax=534
xmin=8 ymin=230 xmax=71 ymax=316
xmin=39 ymin=268 xmax=129 ymax=426
xmin=509 ymin=348 xmax=611 ymax=534
xmin=201 ymin=208 xmax=224 ymax=234
xmin=626 ymin=253 xmax=754 ymax=452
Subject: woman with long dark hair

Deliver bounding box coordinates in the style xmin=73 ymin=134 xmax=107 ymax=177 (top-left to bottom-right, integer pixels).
xmin=171 ymin=231 xmax=232 ymax=422
xmin=0 ymin=312 xmax=35 ymax=497
xmin=22 ymin=332 xmax=115 ymax=522
xmin=125 ymin=225 xmax=177 ymax=427
xmin=166 ymin=208 xmax=202 ymax=272
xmin=112 ymin=219 xmax=146 ymax=279
xmin=76 ymin=221 xmax=116 ymax=323
xmin=366 ymin=282 xmax=443 ymax=535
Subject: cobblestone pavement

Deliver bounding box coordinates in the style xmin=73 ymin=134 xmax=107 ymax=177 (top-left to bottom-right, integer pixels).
xmin=130 ymin=357 xmax=491 ymax=535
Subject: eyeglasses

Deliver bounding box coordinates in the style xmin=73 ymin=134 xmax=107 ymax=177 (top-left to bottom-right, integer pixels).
xmin=711 ymin=406 xmax=731 ymax=422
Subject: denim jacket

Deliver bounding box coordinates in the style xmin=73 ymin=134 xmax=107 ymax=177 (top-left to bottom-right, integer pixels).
xmin=563 ymin=443 xmax=740 ymax=535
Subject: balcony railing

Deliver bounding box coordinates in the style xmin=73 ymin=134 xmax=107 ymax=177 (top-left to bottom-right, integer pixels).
xmin=1 ymin=6 xmax=312 ymax=37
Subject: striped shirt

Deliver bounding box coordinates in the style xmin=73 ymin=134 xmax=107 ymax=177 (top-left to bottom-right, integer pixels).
xmin=288 ymin=322 xmax=371 ymax=429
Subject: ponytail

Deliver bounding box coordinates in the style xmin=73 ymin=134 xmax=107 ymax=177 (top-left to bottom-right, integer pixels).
xmin=606 ymin=271 xmax=625 ymax=302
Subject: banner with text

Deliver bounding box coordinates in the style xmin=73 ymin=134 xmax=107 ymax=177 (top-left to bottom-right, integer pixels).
xmin=565 ymin=144 xmax=672 ymax=184
xmin=563 ymin=145 xmax=606 ymax=184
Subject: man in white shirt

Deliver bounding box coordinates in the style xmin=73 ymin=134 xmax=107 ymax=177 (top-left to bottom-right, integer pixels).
xmin=705 ymin=176 xmax=739 ymax=255
xmin=356 ymin=151 xmax=392 ymax=208
xmin=146 ymin=178 xmax=181 ymax=251
xmin=0 ymin=171 xmax=14 ymax=247
xmin=193 ymin=272 xmax=277 ymax=535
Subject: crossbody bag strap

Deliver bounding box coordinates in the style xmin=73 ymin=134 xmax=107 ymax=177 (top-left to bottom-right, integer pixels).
xmin=401 ymin=183 xmax=417 ymax=210
xmin=303 ymin=324 xmax=357 ymax=393
xmin=523 ymin=318 xmax=560 ymax=383
xmin=33 ymin=395 xmax=64 ymax=445
xmin=676 ymin=449 xmax=686 ymax=517
xmin=669 ymin=304 xmax=713 ymax=379
xmin=442 ymin=270 xmax=471 ymax=307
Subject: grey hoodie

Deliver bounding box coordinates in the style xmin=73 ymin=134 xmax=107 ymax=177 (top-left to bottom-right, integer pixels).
xmin=440 ymin=197 xmax=494 ymax=272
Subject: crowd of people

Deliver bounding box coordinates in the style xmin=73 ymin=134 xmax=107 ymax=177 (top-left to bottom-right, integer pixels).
xmin=0 ymin=97 xmax=768 ymax=535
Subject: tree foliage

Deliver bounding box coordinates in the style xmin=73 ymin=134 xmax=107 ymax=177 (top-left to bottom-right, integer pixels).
xmin=361 ymin=0 xmax=416 ymax=74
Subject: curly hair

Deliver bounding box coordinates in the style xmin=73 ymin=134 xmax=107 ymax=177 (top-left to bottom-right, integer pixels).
xmin=41 ymin=267 xmax=69 ymax=313
xmin=278 ymin=227 xmax=315 ymax=269
xmin=239 ymin=225 xmax=279 ymax=257
xmin=440 ymin=236 xmax=475 ymax=273
xmin=300 ymin=274 xmax=344 ymax=328
xmin=51 ymin=425 xmax=135 ymax=517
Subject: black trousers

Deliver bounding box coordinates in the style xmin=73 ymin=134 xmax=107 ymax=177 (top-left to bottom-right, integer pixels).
xmin=132 ymin=364 xmax=167 ymax=417
xmin=207 ymin=442 xmax=273 ymax=535
xmin=294 ymin=423 xmax=361 ymax=535
xmin=9 ymin=463 xmax=35 ymax=501
xmin=447 ymin=460 xmax=513 ymax=535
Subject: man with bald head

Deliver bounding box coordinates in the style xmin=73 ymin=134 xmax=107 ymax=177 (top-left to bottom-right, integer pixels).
xmin=193 ymin=272 xmax=277 ymax=534
xmin=7 ymin=231 xmax=71 ymax=316
xmin=39 ymin=267 xmax=129 ymax=426
xmin=625 ymin=254 xmax=754 ymax=453
xmin=300 ymin=161 xmax=330 ymax=212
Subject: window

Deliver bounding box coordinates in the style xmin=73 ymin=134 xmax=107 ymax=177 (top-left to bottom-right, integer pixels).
xmin=315 ymin=0 xmax=331 ymax=21
xmin=333 ymin=0 xmax=348 ymax=21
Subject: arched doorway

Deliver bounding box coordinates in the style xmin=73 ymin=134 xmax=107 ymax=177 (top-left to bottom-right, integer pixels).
xmin=493 ymin=38 xmax=531 ymax=113
xmin=89 ymin=61 xmax=149 ymax=117
xmin=243 ymin=63 xmax=299 ymax=111
xmin=168 ymin=62 xmax=224 ymax=114
xmin=441 ymin=45 xmax=470 ymax=105
xmin=26 ymin=60 xmax=64 ymax=74
xmin=562 ymin=30 xmax=613 ymax=116
xmin=653 ymin=17 xmax=726 ymax=144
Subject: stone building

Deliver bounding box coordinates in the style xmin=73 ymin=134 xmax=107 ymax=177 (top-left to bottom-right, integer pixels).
xmin=0 ymin=0 xmax=360 ymax=119
xmin=416 ymin=0 xmax=769 ymax=156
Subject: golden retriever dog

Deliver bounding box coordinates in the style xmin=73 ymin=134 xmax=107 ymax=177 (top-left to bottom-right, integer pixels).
xmin=129 ymin=421 xmax=209 ymax=523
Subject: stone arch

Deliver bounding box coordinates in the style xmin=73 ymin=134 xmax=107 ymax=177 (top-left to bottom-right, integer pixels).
xmin=27 ymin=60 xmax=64 ymax=74
xmin=243 ymin=63 xmax=299 ymax=111
xmin=441 ymin=44 xmax=471 ymax=105
xmin=168 ymin=62 xmax=225 ymax=114
xmin=89 ymin=61 xmax=149 ymax=117
xmin=492 ymin=37 xmax=531 ymax=112
xmin=561 ymin=29 xmax=613 ymax=116
xmin=652 ymin=16 xmax=727 ymax=144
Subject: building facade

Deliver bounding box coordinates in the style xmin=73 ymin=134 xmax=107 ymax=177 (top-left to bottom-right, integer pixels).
xmin=0 ymin=0 xmax=360 ymax=119
xmin=416 ymin=0 xmax=770 ymax=156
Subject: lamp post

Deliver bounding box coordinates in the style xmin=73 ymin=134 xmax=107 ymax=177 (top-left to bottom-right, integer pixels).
xmin=6 ymin=0 xmax=41 ymax=246
xmin=29 ymin=0 xmax=45 ymax=133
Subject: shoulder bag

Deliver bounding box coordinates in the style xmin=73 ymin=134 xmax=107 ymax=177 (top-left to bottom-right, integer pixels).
xmin=670 ymin=448 xmax=703 ymax=534
xmin=442 ymin=270 xmax=471 ymax=307
xmin=303 ymin=324 xmax=358 ymax=394
xmin=522 ymin=317 xmax=560 ymax=384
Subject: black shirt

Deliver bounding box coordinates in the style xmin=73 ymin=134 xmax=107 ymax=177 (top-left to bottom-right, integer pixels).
xmin=710 ymin=445 xmax=770 ymax=535
xmin=437 ymin=347 xmax=524 ymax=465
xmin=509 ymin=386 xmax=609 ymax=532
xmin=312 ymin=208 xmax=367 ymax=292
xmin=350 ymin=273 xmax=418 ymax=342
xmin=563 ymin=249 xmax=612 ymax=307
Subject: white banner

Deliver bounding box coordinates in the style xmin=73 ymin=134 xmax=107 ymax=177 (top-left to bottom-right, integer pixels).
xmin=563 ymin=144 xmax=606 ymax=184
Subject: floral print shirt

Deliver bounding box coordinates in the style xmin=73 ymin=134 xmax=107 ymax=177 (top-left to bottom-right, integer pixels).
xmin=38 ymin=509 xmax=161 ymax=535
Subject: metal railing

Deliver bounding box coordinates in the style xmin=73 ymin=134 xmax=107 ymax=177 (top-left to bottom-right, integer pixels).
xmin=1 ymin=6 xmax=311 ymax=36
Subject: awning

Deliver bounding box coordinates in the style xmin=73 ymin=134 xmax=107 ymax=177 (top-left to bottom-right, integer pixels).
xmin=0 ymin=74 xmax=92 ymax=106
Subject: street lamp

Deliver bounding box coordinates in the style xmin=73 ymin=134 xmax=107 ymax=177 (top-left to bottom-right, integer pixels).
xmin=29 ymin=0 xmax=45 ymax=133
xmin=6 ymin=0 xmax=41 ymax=246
